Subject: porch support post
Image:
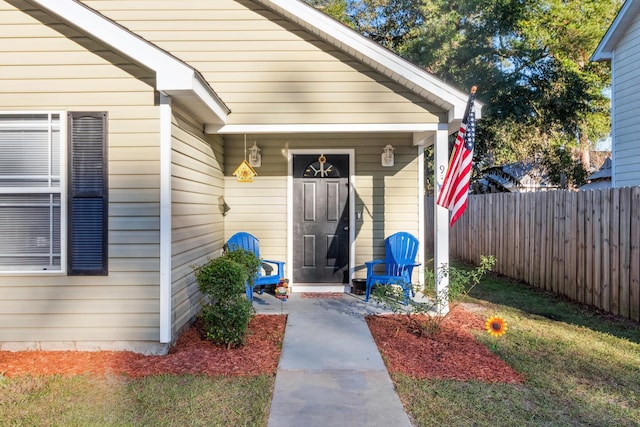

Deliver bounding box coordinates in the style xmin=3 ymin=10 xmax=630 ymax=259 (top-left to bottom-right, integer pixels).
xmin=434 ymin=126 xmax=450 ymax=315
xmin=414 ymin=132 xmax=428 ymax=287
xmin=159 ymin=93 xmax=172 ymax=343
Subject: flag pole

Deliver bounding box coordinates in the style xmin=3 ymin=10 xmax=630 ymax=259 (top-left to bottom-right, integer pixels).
xmin=440 ymin=86 xmax=477 ymax=191
xmin=438 ymin=86 xmax=477 ymax=226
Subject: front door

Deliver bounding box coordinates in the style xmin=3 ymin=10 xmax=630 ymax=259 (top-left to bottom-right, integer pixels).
xmin=293 ymin=154 xmax=349 ymax=283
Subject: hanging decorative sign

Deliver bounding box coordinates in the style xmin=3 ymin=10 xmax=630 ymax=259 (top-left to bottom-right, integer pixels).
xmin=234 ymin=134 xmax=258 ymax=182
xmin=233 ymin=159 xmax=257 ymax=182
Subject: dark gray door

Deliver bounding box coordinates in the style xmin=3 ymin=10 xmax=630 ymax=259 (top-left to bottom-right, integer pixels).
xmin=293 ymin=154 xmax=349 ymax=283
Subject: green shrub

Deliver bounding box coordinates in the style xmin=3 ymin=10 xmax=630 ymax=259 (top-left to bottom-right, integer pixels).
xmin=194 ymin=250 xmax=260 ymax=348
xmin=195 ymin=255 xmax=247 ymax=300
xmin=200 ymin=298 xmax=254 ymax=349
xmin=223 ymin=248 xmax=262 ymax=289
xmin=371 ymin=255 xmax=496 ymax=337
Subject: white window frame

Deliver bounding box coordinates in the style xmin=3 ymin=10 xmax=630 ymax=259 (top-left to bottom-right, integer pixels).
xmin=0 ymin=111 xmax=67 ymax=275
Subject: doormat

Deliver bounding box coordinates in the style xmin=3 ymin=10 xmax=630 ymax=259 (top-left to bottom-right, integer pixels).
xmin=300 ymin=292 xmax=343 ymax=299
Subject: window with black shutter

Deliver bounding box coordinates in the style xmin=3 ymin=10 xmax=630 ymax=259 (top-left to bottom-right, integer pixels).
xmin=67 ymin=112 xmax=108 ymax=275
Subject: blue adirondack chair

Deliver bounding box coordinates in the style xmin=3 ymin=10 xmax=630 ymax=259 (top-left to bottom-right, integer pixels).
xmin=226 ymin=232 xmax=285 ymax=301
xmin=365 ymin=232 xmax=420 ymax=304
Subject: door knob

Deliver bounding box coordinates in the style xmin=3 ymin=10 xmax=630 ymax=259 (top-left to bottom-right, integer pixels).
xmin=343 ymin=226 xmax=349 ymax=231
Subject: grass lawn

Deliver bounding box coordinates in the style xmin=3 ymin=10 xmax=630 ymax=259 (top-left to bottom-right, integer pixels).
xmin=394 ymin=270 xmax=640 ymax=427
xmin=0 ymin=373 xmax=274 ymax=426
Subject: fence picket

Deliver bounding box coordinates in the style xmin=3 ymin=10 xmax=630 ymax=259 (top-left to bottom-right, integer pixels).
xmin=631 ymin=187 xmax=640 ymax=322
xmin=611 ymin=189 xmax=621 ymax=316
xmin=601 ymin=189 xmax=611 ymax=312
xmin=585 ymin=191 xmax=594 ymax=306
xmin=592 ymin=191 xmax=602 ymax=310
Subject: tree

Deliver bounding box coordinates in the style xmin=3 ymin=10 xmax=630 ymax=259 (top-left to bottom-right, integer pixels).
xmin=305 ymin=0 xmax=621 ymax=185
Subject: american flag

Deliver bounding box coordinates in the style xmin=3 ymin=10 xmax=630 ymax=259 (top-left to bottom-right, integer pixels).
xmin=436 ymin=89 xmax=477 ymax=227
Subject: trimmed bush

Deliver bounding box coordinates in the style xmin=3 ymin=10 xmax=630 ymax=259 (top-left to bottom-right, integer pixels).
xmin=194 ymin=250 xmax=260 ymax=348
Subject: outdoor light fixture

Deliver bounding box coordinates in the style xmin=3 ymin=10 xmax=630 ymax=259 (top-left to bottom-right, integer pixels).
xmin=381 ymin=144 xmax=395 ymax=167
xmin=249 ymin=142 xmax=262 ymax=167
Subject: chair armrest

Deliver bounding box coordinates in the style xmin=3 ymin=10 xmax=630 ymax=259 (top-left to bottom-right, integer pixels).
xmin=262 ymin=259 xmax=285 ymax=277
xmin=365 ymin=260 xmax=384 ymax=276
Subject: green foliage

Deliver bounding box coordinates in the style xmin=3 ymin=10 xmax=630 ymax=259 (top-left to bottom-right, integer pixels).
xmin=194 ymin=255 xmax=247 ymax=300
xmin=200 ymin=300 xmax=254 ymax=349
xmin=425 ymin=255 xmax=497 ymax=301
xmin=193 ymin=250 xmax=260 ymax=348
xmin=372 ymin=255 xmax=496 ymax=336
xmin=307 ymin=0 xmax=621 ymax=183
xmin=303 ymin=0 xmax=351 ymax=24
xmin=542 ymin=145 xmax=589 ymax=188
xmin=222 ymin=248 xmax=262 ymax=289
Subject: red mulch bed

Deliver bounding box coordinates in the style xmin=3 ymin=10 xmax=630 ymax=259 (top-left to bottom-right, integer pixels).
xmin=0 ymin=315 xmax=286 ymax=378
xmin=0 ymin=306 xmax=523 ymax=384
xmin=366 ymin=305 xmax=524 ymax=384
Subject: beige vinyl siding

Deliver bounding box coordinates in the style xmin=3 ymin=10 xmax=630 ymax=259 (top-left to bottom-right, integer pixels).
xmin=0 ymin=2 xmax=163 ymax=351
xmin=81 ymin=0 xmax=446 ymax=125
xmin=223 ymin=133 xmax=420 ymax=281
xmin=170 ymin=104 xmax=225 ymax=337
xmin=612 ymin=11 xmax=640 ymax=187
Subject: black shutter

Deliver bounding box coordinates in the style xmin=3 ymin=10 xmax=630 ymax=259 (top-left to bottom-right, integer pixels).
xmin=67 ymin=112 xmax=108 ymax=275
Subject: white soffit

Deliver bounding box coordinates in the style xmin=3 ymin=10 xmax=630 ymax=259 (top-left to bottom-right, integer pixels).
xmin=30 ymin=0 xmax=229 ymax=124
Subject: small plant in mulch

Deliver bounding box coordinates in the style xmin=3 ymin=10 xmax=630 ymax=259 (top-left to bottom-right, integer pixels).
xmin=371 ymin=255 xmax=496 ymax=337
xmin=193 ymin=249 xmax=261 ymax=349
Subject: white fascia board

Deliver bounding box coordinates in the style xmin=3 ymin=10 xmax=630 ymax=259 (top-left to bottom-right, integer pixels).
xmin=257 ymin=0 xmax=475 ymax=121
xmin=206 ymin=122 xmax=441 ymax=134
xmin=592 ymin=0 xmax=640 ymax=61
xmin=31 ymin=0 xmax=228 ymax=123
xmin=190 ymin=73 xmax=231 ymax=123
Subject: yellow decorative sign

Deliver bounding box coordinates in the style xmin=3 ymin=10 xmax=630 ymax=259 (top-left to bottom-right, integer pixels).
xmin=233 ymin=159 xmax=258 ymax=182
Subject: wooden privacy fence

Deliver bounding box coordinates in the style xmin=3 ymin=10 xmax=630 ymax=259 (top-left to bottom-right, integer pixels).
xmin=425 ymin=188 xmax=640 ymax=322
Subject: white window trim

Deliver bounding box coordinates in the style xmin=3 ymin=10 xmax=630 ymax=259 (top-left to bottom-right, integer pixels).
xmin=0 ymin=111 xmax=67 ymax=275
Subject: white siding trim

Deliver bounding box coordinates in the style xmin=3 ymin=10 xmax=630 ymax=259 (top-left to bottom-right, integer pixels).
xmin=417 ymin=143 xmax=425 ymax=286
xmin=286 ymin=148 xmax=355 ymax=288
xmin=159 ymin=94 xmax=172 ymax=344
xmin=206 ymin=123 xmax=442 ymax=134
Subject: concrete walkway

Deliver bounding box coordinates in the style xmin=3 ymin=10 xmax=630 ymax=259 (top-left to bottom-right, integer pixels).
xmin=253 ymin=292 xmax=413 ymax=427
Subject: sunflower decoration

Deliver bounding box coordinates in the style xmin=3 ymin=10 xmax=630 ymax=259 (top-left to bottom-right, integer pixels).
xmin=485 ymin=315 xmax=508 ymax=337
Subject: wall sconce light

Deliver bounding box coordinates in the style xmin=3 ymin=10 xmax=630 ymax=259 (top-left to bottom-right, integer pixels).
xmin=249 ymin=142 xmax=262 ymax=167
xmin=381 ymin=144 xmax=395 ymax=167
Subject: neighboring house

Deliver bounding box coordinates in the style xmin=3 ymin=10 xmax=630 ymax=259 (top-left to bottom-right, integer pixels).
xmin=592 ymin=0 xmax=640 ymax=188
xmin=475 ymin=162 xmax=556 ymax=193
xmin=579 ymin=157 xmax=612 ymax=190
xmin=0 ymin=0 xmax=474 ymax=354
